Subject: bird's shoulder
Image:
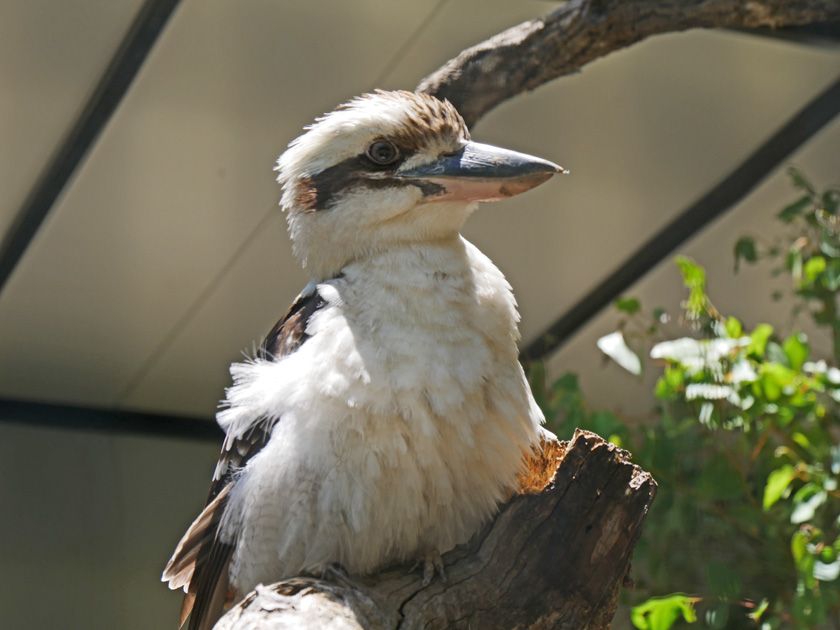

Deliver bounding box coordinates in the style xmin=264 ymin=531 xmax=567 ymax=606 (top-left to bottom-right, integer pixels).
xmin=257 ymin=282 xmax=328 ymax=362
xmin=211 ymin=282 xmax=328 ymax=498
xmin=163 ymin=283 xmax=331 ymax=629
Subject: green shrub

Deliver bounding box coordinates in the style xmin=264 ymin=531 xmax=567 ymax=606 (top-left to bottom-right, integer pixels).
xmin=532 ymin=170 xmax=840 ymax=629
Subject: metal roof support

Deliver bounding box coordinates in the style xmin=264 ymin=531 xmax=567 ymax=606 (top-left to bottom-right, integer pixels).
xmin=522 ymin=73 xmax=840 ymax=363
xmin=0 ymin=398 xmax=222 ymax=441
xmin=0 ymin=0 xmax=182 ymax=296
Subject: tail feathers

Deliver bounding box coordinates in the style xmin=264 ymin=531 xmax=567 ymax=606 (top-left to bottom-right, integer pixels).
xmin=162 ymin=485 xmax=233 ymax=629
xmin=190 ymin=561 xmax=232 ymax=630
xmin=179 ymin=593 xmax=196 ymax=628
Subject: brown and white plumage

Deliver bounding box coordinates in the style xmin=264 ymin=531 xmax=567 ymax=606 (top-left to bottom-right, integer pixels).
xmin=163 ymin=90 xmax=563 ymax=630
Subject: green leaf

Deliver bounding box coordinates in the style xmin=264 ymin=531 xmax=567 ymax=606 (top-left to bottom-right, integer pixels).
xmin=819 ymin=239 xmax=840 ymax=259
xmin=758 ymin=362 xmax=796 ymax=402
xmin=763 ymin=465 xmax=797 ymax=510
xmin=822 ymin=188 xmax=840 ymax=214
xmin=766 ymin=341 xmax=789 ymax=367
xmin=616 ymin=296 xmax=642 ymax=315
xmin=778 ymin=195 xmax=813 ymax=223
xmin=734 ymin=237 xmax=758 ymax=272
xmin=631 ymin=594 xmax=697 ymax=630
xmin=782 ymin=333 xmax=809 ymax=371
xmin=675 ymin=256 xmax=707 ymax=319
xmin=551 ymin=372 xmax=580 ymax=394
xmin=792 ymin=529 xmax=809 ymax=563
xmin=803 ymin=256 xmax=827 ymax=285
xmin=749 ymin=599 xmax=770 ymax=622
xmin=724 ymin=316 xmax=742 ymax=339
xmin=655 ymin=366 xmax=685 ymax=400
xmin=749 ymin=324 xmax=774 ymax=357
xmin=789 ymin=166 xmax=817 ymax=197
xmin=824 ymin=259 xmax=840 ymax=291
xmin=793 ymin=585 xmax=827 ymax=625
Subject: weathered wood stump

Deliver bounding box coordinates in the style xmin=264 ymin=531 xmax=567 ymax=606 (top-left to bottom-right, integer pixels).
xmin=215 ymin=430 xmax=656 ymax=630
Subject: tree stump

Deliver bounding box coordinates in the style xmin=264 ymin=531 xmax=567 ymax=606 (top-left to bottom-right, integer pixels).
xmin=215 ymin=430 xmax=657 ymax=630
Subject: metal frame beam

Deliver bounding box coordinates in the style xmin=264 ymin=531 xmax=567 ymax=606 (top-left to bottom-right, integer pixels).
xmin=522 ymin=73 xmax=840 ymax=362
xmin=0 ymin=0 xmax=182 ymax=296
xmin=0 ymin=398 xmax=221 ymax=441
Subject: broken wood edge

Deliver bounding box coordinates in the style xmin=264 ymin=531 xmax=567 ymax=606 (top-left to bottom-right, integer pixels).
xmin=215 ymin=429 xmax=657 ymax=630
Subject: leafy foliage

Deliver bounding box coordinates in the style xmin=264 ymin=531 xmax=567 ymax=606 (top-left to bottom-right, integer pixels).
xmin=533 ymin=170 xmax=840 ymax=629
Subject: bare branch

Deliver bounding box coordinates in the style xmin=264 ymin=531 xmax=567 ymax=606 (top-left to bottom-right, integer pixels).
xmin=417 ymin=0 xmax=840 ymax=127
xmin=215 ymin=431 xmax=657 ymax=630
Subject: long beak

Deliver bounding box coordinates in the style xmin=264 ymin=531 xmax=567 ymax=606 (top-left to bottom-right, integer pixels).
xmin=396 ymin=141 xmax=566 ymax=203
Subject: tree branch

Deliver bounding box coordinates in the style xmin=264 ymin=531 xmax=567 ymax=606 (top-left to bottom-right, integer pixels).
xmin=417 ymin=0 xmax=840 ymax=127
xmin=215 ymin=431 xmax=657 ymax=630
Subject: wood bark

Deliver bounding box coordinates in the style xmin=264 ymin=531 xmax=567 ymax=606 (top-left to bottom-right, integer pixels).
xmin=416 ymin=0 xmax=840 ymax=127
xmin=215 ymin=430 xmax=657 ymax=630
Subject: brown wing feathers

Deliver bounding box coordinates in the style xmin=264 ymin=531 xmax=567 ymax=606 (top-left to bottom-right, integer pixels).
xmin=163 ymin=288 xmax=326 ymax=629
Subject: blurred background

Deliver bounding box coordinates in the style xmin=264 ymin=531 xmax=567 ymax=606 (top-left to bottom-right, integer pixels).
xmin=1 ymin=1 xmax=839 ymax=627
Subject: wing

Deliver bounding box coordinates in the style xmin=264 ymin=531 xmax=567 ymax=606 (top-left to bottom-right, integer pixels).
xmin=162 ymin=285 xmax=327 ymax=630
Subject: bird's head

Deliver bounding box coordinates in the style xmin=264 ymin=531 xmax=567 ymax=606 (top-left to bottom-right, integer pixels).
xmin=276 ymin=90 xmax=564 ymax=280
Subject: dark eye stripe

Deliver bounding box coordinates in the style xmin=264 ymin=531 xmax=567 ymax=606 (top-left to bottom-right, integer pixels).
xmin=294 ymin=155 xmax=405 ymax=213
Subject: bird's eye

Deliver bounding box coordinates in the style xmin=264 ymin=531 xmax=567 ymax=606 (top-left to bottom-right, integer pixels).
xmin=366 ymin=141 xmax=399 ymax=166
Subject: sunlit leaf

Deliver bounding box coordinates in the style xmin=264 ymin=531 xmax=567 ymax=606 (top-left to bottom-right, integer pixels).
xmin=685 ymin=383 xmax=734 ymax=401
xmin=763 ymin=465 xmax=796 ymax=510
xmin=791 ymin=483 xmax=828 ymax=524
xmin=724 ymin=316 xmax=742 ymax=338
xmin=651 ymin=337 xmax=750 ymax=369
xmin=729 ymin=360 xmax=758 ymax=384
xmin=803 ymin=256 xmax=827 ymax=285
xmin=631 ymin=594 xmax=697 ymax=630
xmin=782 ymin=333 xmax=809 ymax=372
xmin=655 ymin=366 xmax=684 ymax=400
xmin=597 ymin=331 xmax=642 ymax=375
xmin=814 ymin=559 xmax=840 ymax=581
xmin=792 ymin=529 xmax=809 ymax=562
xmin=748 ymin=599 xmax=770 ymax=622
xmin=675 ymin=256 xmax=707 ymax=319
xmin=749 ymin=324 xmax=774 ymax=357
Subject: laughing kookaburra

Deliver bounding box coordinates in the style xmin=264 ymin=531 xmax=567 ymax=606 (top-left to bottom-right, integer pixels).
xmin=163 ymin=90 xmax=564 ymax=630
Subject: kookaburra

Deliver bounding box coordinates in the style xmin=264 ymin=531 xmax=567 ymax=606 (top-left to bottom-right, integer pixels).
xmin=163 ymin=90 xmax=564 ymax=630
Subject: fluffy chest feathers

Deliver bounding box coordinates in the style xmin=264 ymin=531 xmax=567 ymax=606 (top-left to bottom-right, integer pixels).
xmin=216 ymin=237 xmax=542 ymax=593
